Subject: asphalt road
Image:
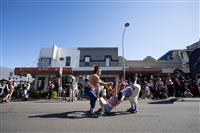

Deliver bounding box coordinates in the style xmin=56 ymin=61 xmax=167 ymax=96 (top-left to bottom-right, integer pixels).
xmin=0 ymin=98 xmax=200 ymax=133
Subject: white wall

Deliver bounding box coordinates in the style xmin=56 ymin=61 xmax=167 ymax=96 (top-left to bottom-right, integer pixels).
xmin=39 ymin=45 xmax=80 ymax=68
xmin=51 ymin=48 xmax=80 ymax=67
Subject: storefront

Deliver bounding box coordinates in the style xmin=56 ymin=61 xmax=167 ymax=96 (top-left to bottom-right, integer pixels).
xmin=15 ymin=66 xmax=165 ymax=90
xmin=14 ymin=67 xmax=72 ymax=90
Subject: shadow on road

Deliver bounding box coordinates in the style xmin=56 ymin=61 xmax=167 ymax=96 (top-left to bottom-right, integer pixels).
xmin=28 ymin=110 xmax=132 ymax=119
xmin=29 ymin=111 xmax=89 ymax=119
xmin=102 ymin=111 xmax=134 ymax=117
xmin=148 ymin=98 xmax=177 ymax=104
xmin=11 ymin=99 xmax=40 ymax=102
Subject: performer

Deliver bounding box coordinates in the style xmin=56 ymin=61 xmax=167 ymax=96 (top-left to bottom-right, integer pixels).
xmin=98 ymin=85 xmax=122 ymax=115
xmin=118 ymin=81 xmax=141 ymax=113
xmin=84 ymin=65 xmax=113 ymax=118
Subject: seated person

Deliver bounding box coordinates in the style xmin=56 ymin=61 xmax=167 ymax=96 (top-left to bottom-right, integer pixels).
xmin=98 ymin=86 xmax=122 ymax=115
xmin=99 ymin=80 xmax=141 ymax=115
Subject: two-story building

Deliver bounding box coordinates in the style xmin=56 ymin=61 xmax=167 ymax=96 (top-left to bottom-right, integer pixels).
xmin=74 ymin=47 xmax=122 ymax=82
xmin=15 ymin=45 xmax=122 ymax=90
xmin=14 ymin=40 xmax=200 ymax=90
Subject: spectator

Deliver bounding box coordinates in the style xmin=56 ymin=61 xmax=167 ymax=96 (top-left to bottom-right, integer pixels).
xmin=156 ymin=78 xmax=168 ymax=99
xmin=171 ymin=72 xmax=181 ymax=97
xmin=188 ymin=80 xmax=199 ymax=97
xmin=77 ymin=81 xmax=84 ymax=100
xmin=165 ymin=74 xmax=174 ymax=97
xmin=22 ymin=81 xmax=30 ymax=101
xmin=3 ymin=78 xmax=16 ymax=102
xmin=47 ymin=81 xmax=55 ymax=99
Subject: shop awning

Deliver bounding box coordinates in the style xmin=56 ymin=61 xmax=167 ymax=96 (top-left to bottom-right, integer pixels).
xmin=14 ymin=67 xmax=72 ymax=76
xmin=126 ymin=67 xmax=162 ymax=73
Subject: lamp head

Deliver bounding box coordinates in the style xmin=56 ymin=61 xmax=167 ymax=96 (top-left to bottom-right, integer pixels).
xmin=125 ymin=23 xmax=130 ymax=27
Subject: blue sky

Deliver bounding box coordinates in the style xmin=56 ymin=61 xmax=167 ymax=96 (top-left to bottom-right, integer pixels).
xmin=1 ymin=0 xmax=199 ymax=68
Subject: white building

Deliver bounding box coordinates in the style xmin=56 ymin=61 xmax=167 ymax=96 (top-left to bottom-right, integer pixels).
xmin=38 ymin=45 xmax=80 ymax=68
xmin=28 ymin=45 xmax=80 ymax=90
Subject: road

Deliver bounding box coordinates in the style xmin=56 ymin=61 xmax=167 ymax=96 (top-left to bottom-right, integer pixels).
xmin=0 ymin=98 xmax=200 ymax=133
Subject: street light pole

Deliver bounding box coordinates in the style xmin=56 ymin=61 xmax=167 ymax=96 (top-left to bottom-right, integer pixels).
xmin=122 ymin=22 xmax=130 ymax=81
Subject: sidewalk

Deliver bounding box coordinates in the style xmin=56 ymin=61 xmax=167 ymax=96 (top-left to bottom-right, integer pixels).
xmin=139 ymin=97 xmax=200 ymax=104
xmin=7 ymin=97 xmax=200 ymax=105
xmin=176 ymin=97 xmax=200 ymax=102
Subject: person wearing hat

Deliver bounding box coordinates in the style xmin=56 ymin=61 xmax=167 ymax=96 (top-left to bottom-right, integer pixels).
xmin=84 ymin=65 xmax=113 ymax=118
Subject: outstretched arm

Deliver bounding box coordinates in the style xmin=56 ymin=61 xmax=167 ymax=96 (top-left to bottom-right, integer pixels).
xmin=99 ymin=81 xmax=113 ymax=88
xmin=117 ymin=95 xmax=125 ymax=105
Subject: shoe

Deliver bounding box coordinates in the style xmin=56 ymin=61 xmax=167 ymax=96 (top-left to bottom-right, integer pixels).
xmin=97 ymin=108 xmax=102 ymax=112
xmin=89 ymin=113 xmax=99 ymax=118
xmin=126 ymin=108 xmax=132 ymax=112
xmin=130 ymin=109 xmax=138 ymax=113
xmin=97 ymin=110 xmax=106 ymax=116
xmin=99 ymin=110 xmax=105 ymax=116
xmin=127 ymin=108 xmax=138 ymax=113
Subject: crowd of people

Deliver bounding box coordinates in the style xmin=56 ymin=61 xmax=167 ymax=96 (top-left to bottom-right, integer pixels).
xmin=138 ymin=72 xmax=200 ymax=100
xmin=81 ymin=67 xmax=200 ymax=118
xmin=1 ymin=72 xmax=200 ymax=103
xmin=47 ymin=75 xmax=80 ymax=101
xmin=1 ymin=73 xmax=200 ymax=103
xmin=0 ymin=78 xmax=16 ymax=102
xmin=0 ymin=78 xmax=31 ymax=103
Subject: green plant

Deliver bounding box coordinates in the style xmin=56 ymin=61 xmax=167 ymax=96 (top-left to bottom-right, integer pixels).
xmin=51 ymin=91 xmax=58 ymax=99
xmin=29 ymin=89 xmax=40 ymax=98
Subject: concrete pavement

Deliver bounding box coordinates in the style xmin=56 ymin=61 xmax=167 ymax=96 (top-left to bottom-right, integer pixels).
xmin=0 ymin=98 xmax=200 ymax=133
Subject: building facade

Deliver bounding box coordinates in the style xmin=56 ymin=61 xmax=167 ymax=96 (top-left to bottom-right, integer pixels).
xmin=14 ymin=41 xmax=199 ymax=90
xmin=78 ymin=47 xmax=119 ymax=67
xmin=75 ymin=47 xmax=121 ymax=85
xmin=15 ymin=45 xmax=122 ymax=90
xmin=38 ymin=45 xmax=80 ymax=68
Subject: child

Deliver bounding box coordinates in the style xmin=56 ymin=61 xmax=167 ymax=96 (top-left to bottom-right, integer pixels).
xmin=98 ymin=87 xmax=122 ymax=115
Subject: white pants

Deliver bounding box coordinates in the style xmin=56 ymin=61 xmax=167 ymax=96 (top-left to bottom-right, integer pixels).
xmin=126 ymin=84 xmax=141 ymax=110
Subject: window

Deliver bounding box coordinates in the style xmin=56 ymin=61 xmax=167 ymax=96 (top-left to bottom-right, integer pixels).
xmin=49 ymin=58 xmax=51 ymax=66
xmin=59 ymin=57 xmax=64 ymax=61
xmin=105 ymin=55 xmax=111 ymax=66
xmin=84 ymin=56 xmax=91 ymax=66
xmin=105 ymin=57 xmax=111 ymax=66
xmin=38 ymin=58 xmax=51 ymax=67
xmin=66 ymin=56 xmax=71 ymax=66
